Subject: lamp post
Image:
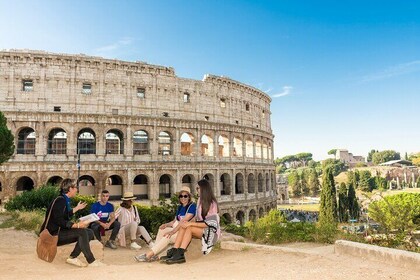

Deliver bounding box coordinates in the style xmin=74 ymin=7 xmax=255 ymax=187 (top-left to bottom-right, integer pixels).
xmin=76 ymin=148 xmax=81 ymax=188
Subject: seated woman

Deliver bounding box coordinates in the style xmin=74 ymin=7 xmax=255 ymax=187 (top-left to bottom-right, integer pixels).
xmin=40 ymin=178 xmax=105 ymax=267
xmin=115 ymin=192 xmax=154 ymax=249
xmin=134 ymin=186 xmax=196 ymax=262
xmin=165 ymin=179 xmax=220 ymax=264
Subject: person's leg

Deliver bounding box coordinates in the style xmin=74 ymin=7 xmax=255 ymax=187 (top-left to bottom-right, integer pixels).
xmin=127 ymin=221 xmax=138 ymax=241
xmin=108 ymin=220 xmax=121 ymax=241
xmin=138 ymin=225 xmax=153 ymax=244
xmin=58 ymin=228 xmax=95 ymax=264
xmin=149 ymin=231 xmax=177 ymax=258
xmin=89 ymin=222 xmax=102 ymax=242
xmin=155 ymin=226 xmax=173 ymax=243
xmin=172 ymin=227 xmax=186 ymax=248
xmin=180 ymin=226 xmax=203 ymax=249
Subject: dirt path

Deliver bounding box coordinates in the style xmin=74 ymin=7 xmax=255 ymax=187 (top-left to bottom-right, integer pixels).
xmin=0 ymin=228 xmax=418 ymax=280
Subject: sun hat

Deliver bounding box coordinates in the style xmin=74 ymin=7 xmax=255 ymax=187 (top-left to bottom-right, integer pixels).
xmin=121 ymin=191 xmax=137 ymax=200
xmin=179 ymin=186 xmax=191 ymax=195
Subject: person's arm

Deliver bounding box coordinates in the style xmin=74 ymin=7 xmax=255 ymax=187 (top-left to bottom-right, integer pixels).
xmin=167 ymin=213 xmax=195 ymax=234
xmin=160 ymin=217 xmax=176 ymax=230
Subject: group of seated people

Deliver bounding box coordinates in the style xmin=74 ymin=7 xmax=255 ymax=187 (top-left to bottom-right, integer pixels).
xmin=39 ymin=178 xmax=220 ymax=267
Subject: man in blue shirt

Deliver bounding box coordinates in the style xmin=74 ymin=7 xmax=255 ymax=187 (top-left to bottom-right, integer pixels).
xmin=90 ymin=190 xmax=120 ymax=249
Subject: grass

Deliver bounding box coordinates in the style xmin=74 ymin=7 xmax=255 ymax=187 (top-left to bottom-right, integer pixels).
xmin=278 ymin=203 xmax=319 ymax=212
xmin=0 ymin=210 xmax=44 ymax=233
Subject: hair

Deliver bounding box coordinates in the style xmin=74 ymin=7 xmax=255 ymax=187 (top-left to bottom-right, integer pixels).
xmin=197 ymin=179 xmax=217 ymax=219
xmin=60 ymin=178 xmax=76 ymax=194
xmin=120 ymin=200 xmax=132 ymax=209
xmin=101 ymin=189 xmax=109 ymax=194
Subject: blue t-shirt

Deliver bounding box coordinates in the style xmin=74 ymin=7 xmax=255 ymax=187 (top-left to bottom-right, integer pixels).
xmin=91 ymin=202 xmax=114 ymax=222
xmin=175 ymin=203 xmax=196 ymax=221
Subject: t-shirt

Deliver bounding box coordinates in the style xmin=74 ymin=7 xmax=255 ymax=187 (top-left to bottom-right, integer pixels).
xmin=175 ymin=203 xmax=197 ymax=221
xmin=91 ymin=202 xmax=114 ymax=222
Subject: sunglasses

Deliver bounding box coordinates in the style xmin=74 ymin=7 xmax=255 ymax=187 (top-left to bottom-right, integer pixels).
xmin=178 ymin=194 xmax=189 ymax=199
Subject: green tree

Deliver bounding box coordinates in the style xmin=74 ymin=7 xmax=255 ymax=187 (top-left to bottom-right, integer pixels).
xmin=288 ymin=171 xmax=301 ymax=197
xmin=321 ymin=158 xmax=346 ymax=176
xmin=408 ymin=152 xmax=420 ymax=166
xmin=367 ymin=149 xmax=378 ymax=162
xmin=295 ymin=152 xmax=313 ymax=167
xmin=372 ymin=150 xmax=400 ymax=165
xmin=0 ymin=111 xmax=15 ymax=165
xmin=307 ymin=168 xmax=320 ymax=196
xmin=328 ymin=149 xmax=337 ymax=156
xmin=417 ymin=176 xmax=420 ymax=188
xmin=319 ymin=167 xmax=338 ymax=224
xmin=358 ymin=170 xmax=373 ymax=192
xmin=338 ymin=182 xmax=348 ymax=222
xmin=301 ymin=170 xmax=310 ymax=196
xmin=374 ymin=175 xmax=387 ymax=190
xmin=347 ymin=180 xmax=359 ymax=220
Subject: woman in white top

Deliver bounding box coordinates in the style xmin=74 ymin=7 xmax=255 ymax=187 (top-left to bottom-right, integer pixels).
xmin=115 ymin=192 xmax=154 ymax=249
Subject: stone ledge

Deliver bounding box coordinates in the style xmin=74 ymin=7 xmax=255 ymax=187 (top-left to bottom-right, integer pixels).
xmin=334 ymin=240 xmax=420 ymax=269
xmin=220 ymin=241 xmax=316 ymax=257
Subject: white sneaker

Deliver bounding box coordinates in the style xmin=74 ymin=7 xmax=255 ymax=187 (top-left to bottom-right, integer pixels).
xmin=130 ymin=242 xmax=142 ymax=250
xmin=66 ymin=257 xmax=86 ymax=267
xmin=88 ymin=260 xmax=106 ymax=267
xmin=148 ymin=241 xmax=155 ymax=248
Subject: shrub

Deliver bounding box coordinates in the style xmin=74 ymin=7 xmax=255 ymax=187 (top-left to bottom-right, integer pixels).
xmin=224 ymin=224 xmax=248 ymax=237
xmin=136 ymin=204 xmax=174 ymax=235
xmin=5 ymin=185 xmax=59 ymax=211
xmin=71 ymin=194 xmax=97 ymax=220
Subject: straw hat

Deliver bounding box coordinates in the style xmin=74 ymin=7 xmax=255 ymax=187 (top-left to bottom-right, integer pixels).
xmin=179 ymin=186 xmax=191 ymax=195
xmin=121 ymin=191 xmax=137 ymax=200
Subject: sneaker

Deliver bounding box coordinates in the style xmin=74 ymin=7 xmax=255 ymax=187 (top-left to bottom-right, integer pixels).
xmin=88 ymin=260 xmax=106 ymax=267
xmin=130 ymin=242 xmax=142 ymax=250
xmin=148 ymin=241 xmax=155 ymax=248
xmin=134 ymin=254 xmax=159 ymax=262
xmin=105 ymin=240 xmax=117 ymax=249
xmin=66 ymin=257 xmax=86 ymax=267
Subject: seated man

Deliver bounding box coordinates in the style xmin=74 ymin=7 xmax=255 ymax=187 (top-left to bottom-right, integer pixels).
xmin=90 ymin=190 xmax=120 ymax=249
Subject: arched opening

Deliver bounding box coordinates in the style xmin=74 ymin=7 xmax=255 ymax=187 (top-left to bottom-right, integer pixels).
xmin=133 ymin=130 xmax=149 ymax=155
xmin=258 ymin=173 xmax=263 ymax=192
xmin=262 ymin=143 xmax=268 ymax=159
xmin=218 ymin=135 xmax=229 ymax=157
xmin=281 ymin=194 xmax=286 ymax=201
xmin=180 ymin=132 xmax=195 ymax=156
xmin=182 ymin=174 xmax=195 ymax=193
xmin=236 ymin=211 xmax=245 ymax=226
xmin=259 ymin=207 xmax=264 ymax=218
xmin=78 ymin=175 xmax=95 ymax=196
xmin=133 ymin=174 xmax=148 ymax=199
xmin=47 ymin=128 xmax=67 ymax=154
xmin=249 ymin=209 xmax=257 ymax=222
xmin=271 ymin=173 xmax=275 ymax=190
xmin=248 ymin=173 xmax=255 ymax=193
xmin=47 ymin=176 xmax=63 ymax=186
xmin=158 ymin=131 xmax=172 ymax=155
xmin=201 ymin=134 xmax=214 ymax=156
xmin=17 ymin=127 xmax=36 ymax=154
xmin=203 ymin=173 xmax=215 ymax=194
xmin=245 ymin=139 xmax=253 ymax=158
xmin=222 ymin=213 xmax=233 ymax=225
xmin=106 ymin=175 xmax=123 ymax=199
xmin=233 ymin=137 xmax=243 ymax=157
xmin=266 ymin=205 xmax=270 ymax=213
xmin=235 ymin=173 xmax=244 ymax=194
xmin=266 ymin=173 xmax=270 ymax=191
xmin=220 ymin=173 xmax=231 ymax=195
xmin=106 ymin=129 xmax=124 ymax=154
xmin=77 ymin=128 xmax=96 ymax=154
xmin=16 ymin=176 xmax=34 ymax=193
xmin=268 ymin=143 xmax=272 ymax=160
xmin=159 ymin=174 xmax=172 ymax=198
xmin=255 ymin=141 xmax=262 ymax=159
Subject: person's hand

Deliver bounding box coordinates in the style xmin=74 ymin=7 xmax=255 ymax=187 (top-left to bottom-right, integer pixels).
xmin=181 ymin=221 xmax=190 ymax=229
xmin=79 ymin=220 xmax=90 ymax=228
xmin=73 ymin=201 xmax=87 ymax=212
xmin=159 ymin=223 xmax=167 ymax=230
xmin=164 ymin=230 xmax=176 ymax=238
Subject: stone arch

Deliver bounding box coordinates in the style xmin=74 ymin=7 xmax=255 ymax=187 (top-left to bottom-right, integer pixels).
xmin=17 ymin=127 xmax=36 ymax=154
xmin=266 ymin=205 xmax=271 ymax=213
xmin=245 ymin=138 xmax=253 ymax=158
xmin=233 ymin=137 xmax=243 ymax=157
xmin=159 ymin=174 xmax=173 ymax=198
xmin=47 ymin=128 xmax=67 ymax=154
xmin=235 ymin=173 xmax=244 ymax=194
xmin=248 ymin=173 xmax=255 ymax=193
xmin=281 ymin=194 xmax=286 ymax=201
xmin=158 ymin=131 xmax=172 ymax=155
xmin=47 ymin=176 xmax=63 ymax=186
xmin=133 ymin=130 xmax=149 ymax=155
xmin=249 ymin=209 xmax=257 ymax=222
xmin=16 ymin=176 xmax=35 ymax=193
xmin=78 ymin=175 xmax=95 ymax=196
xmin=268 ymin=142 xmax=272 ymax=160
xmin=106 ymin=174 xmax=123 ymax=199
xmin=106 ymin=129 xmax=124 ymax=154
xmin=258 ymin=173 xmax=263 ymax=192
xmin=203 ymin=173 xmax=215 ymax=194
xmin=271 ymin=173 xmax=275 ymax=190
xmin=181 ymin=174 xmax=195 ymax=194
xmin=200 ymin=134 xmax=214 ymax=156
xmin=133 ymin=174 xmax=148 ymax=199
xmin=180 ymin=132 xmax=195 ymax=156
xmin=255 ymin=140 xmax=262 ymax=158
xmin=77 ymin=128 xmax=96 ymax=154
xmin=222 ymin=213 xmax=232 ymax=224
xmin=218 ymin=135 xmax=229 ymax=157
xmin=220 ymin=173 xmax=231 ymax=195
xmin=259 ymin=207 xmax=264 ymax=218
xmin=265 ymin=172 xmax=270 ymax=191
xmin=262 ymin=142 xmax=268 ymax=159
xmin=236 ymin=210 xmax=245 ymax=226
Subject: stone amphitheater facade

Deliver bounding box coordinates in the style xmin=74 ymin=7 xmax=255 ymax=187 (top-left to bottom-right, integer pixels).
xmin=0 ymin=50 xmax=276 ymax=224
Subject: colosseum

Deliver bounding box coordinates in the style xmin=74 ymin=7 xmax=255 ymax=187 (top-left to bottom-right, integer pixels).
xmin=0 ymin=49 xmax=276 ymax=224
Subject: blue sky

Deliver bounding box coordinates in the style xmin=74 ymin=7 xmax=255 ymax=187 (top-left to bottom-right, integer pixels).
xmin=1 ymin=0 xmax=419 ymax=160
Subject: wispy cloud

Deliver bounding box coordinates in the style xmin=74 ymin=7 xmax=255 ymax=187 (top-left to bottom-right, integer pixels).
xmin=94 ymin=37 xmax=134 ymax=56
xmin=361 ymin=60 xmax=420 ymax=82
xmin=272 ymin=86 xmax=293 ymax=98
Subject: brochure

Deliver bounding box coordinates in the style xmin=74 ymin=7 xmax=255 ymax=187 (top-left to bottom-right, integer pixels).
xmin=78 ymin=213 xmax=100 ymax=223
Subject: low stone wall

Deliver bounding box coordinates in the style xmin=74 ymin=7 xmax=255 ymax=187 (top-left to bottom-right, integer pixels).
xmin=334 ymin=240 xmax=420 ymax=269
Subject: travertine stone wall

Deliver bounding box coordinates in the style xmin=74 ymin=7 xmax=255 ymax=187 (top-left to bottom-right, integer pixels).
xmin=0 ymin=50 xmax=276 ymax=223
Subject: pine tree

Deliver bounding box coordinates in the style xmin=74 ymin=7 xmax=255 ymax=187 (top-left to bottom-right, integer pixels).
xmin=300 ymin=170 xmax=310 ymax=196
xmin=308 ymin=168 xmax=320 ymax=196
xmin=338 ymin=182 xmax=348 ymax=222
xmin=0 ymin=111 xmax=15 ymax=165
xmin=319 ymin=167 xmax=338 ymax=224
xmin=347 ymin=181 xmax=360 ymax=220
xmin=288 ymin=171 xmax=301 ymax=197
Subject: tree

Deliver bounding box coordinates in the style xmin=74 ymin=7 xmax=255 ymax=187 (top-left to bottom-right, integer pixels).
xmin=288 ymin=171 xmax=301 ymax=197
xmin=372 ymin=150 xmax=400 ymax=165
xmin=367 ymin=149 xmax=377 ymax=162
xmin=338 ymin=182 xmax=349 ymax=222
xmin=0 ymin=111 xmax=15 ymax=165
xmin=417 ymin=176 xmax=420 ymax=188
xmin=409 ymin=152 xmax=420 ymax=166
xmin=328 ymin=149 xmax=337 ymax=156
xmin=300 ymin=170 xmax=310 ymax=196
xmin=307 ymin=168 xmax=320 ymax=196
xmin=295 ymin=152 xmax=313 ymax=167
xmin=347 ymin=180 xmax=359 ymax=220
xmin=319 ymin=167 xmax=338 ymax=224
xmin=358 ymin=170 xmax=373 ymax=192
xmin=321 ymin=158 xmax=346 ymax=176
xmin=374 ymin=175 xmax=387 ymax=190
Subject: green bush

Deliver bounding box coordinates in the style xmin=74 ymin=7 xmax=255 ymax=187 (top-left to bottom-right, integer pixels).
xmin=314 ymin=222 xmax=337 ymax=243
xmin=5 ymin=185 xmax=59 ymax=211
xmin=224 ymin=224 xmax=248 ymax=237
xmin=136 ymin=204 xmax=174 ymax=235
xmin=71 ymin=194 xmax=97 ymax=220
